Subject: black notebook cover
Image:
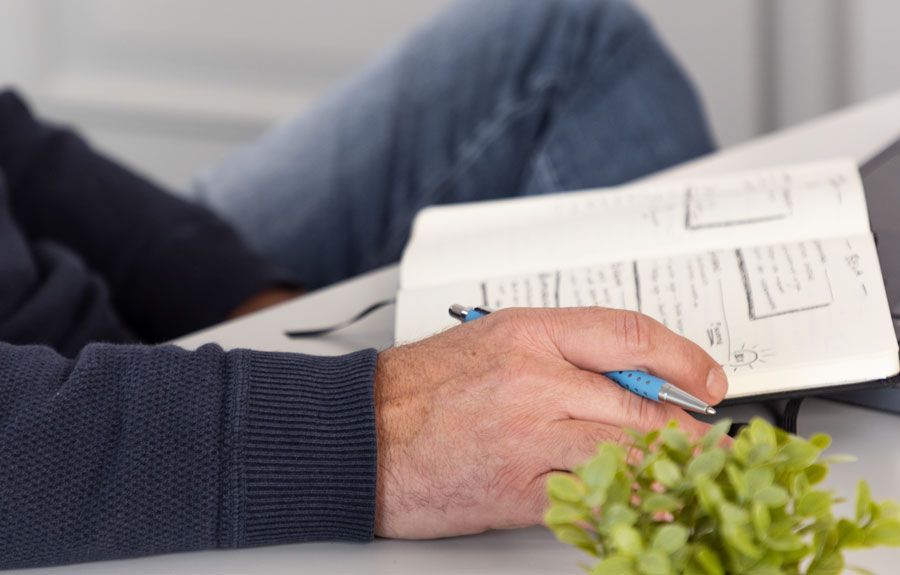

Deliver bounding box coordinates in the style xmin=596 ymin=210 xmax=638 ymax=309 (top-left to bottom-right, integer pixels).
xmin=816 ymin=136 xmax=900 ymax=412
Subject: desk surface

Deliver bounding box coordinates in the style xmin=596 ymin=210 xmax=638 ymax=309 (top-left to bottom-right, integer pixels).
xmin=16 ymin=93 xmax=900 ymax=573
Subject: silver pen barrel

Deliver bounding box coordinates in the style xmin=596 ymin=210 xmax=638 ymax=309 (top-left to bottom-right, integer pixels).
xmin=659 ymin=383 xmax=717 ymax=415
xmin=449 ymin=304 xmax=470 ymax=321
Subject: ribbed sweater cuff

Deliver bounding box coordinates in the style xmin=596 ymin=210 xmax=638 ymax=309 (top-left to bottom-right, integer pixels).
xmin=225 ymin=348 xmax=378 ymax=547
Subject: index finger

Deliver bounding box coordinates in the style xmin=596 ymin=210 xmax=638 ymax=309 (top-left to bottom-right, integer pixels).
xmin=531 ymin=307 xmax=729 ymax=404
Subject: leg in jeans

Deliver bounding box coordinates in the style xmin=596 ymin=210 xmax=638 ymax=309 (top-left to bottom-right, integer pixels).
xmin=193 ymin=0 xmax=714 ymax=290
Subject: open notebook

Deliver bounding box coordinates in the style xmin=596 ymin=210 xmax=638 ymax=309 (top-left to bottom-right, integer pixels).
xmin=395 ymin=159 xmax=900 ymax=400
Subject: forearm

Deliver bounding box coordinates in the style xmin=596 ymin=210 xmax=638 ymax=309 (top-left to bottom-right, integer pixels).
xmin=0 ymin=342 xmax=377 ymax=569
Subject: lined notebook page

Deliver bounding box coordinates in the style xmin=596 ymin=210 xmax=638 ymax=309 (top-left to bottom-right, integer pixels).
xmin=396 ymin=235 xmax=898 ymax=398
xmin=400 ymin=160 xmax=870 ymax=289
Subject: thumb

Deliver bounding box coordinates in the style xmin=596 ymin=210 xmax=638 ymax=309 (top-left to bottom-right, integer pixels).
xmin=531 ymin=307 xmax=728 ymax=405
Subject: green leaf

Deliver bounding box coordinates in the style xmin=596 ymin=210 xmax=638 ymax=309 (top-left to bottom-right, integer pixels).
xmin=726 ymin=464 xmax=748 ymax=501
xmin=607 ymin=475 xmax=632 ymax=506
xmin=819 ymin=454 xmax=857 ymax=465
xmin=638 ymin=550 xmax=672 ymax=575
xmin=808 ymin=552 xmax=845 ymax=575
xmin=882 ymin=500 xmax=900 ymax=521
xmin=744 ymin=568 xmax=782 ymax=575
xmin=719 ymin=502 xmax=750 ymax=525
xmin=765 ymin=525 xmax=805 ymax=552
xmin=857 ymin=480 xmax=873 ymax=523
xmin=780 ymin=439 xmax=820 ymax=471
xmin=701 ymin=419 xmax=732 ymax=450
xmin=601 ymin=503 xmax=639 ymax=530
xmin=746 ymin=443 xmax=777 ymax=466
xmin=652 ymin=458 xmax=682 ymax=488
xmin=695 ymin=476 xmax=724 ymax=513
xmin=809 ymin=433 xmax=832 ymax=451
xmin=547 ymin=474 xmax=586 ymax=503
xmin=805 ymin=463 xmax=829 ymax=485
xmin=837 ymin=518 xmax=866 ymax=548
xmin=753 ymin=485 xmax=789 ymax=508
xmin=661 ymin=427 xmax=691 ymax=457
xmin=693 ymin=544 xmax=724 ymax=575
xmin=592 ymin=555 xmax=637 ymax=575
xmin=626 ymin=428 xmax=650 ymax=451
xmin=745 ymin=467 xmax=775 ymax=494
xmin=652 ymin=524 xmax=689 ymax=554
xmin=636 ymin=451 xmax=662 ymax=480
xmin=723 ymin=524 xmax=761 ymax=558
xmin=751 ymin=501 xmax=771 ymax=536
xmin=686 ymin=449 xmax=726 ymax=481
xmin=582 ymin=445 xmax=618 ymax=493
xmin=792 ymin=472 xmax=811 ymax=498
xmin=797 ymin=490 xmax=833 ymax=518
xmin=749 ymin=418 xmax=777 ymax=447
xmin=865 ymin=519 xmax=900 ymax=546
xmin=553 ymin=525 xmax=598 ymax=556
xmin=732 ymin=436 xmax=752 ymax=464
xmin=545 ymin=502 xmax=588 ymax=525
xmin=642 ymin=493 xmax=682 ymax=514
xmin=611 ymin=524 xmax=644 ymax=556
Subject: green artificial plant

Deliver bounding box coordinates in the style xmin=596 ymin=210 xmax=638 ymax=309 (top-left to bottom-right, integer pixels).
xmin=545 ymin=418 xmax=900 ymax=575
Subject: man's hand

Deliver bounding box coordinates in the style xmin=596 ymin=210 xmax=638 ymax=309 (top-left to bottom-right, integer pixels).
xmin=373 ymin=307 xmax=728 ymax=539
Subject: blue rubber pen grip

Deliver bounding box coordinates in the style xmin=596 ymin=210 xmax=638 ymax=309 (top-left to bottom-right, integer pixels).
xmin=463 ymin=309 xmax=490 ymax=321
xmin=604 ymin=371 xmax=664 ymax=402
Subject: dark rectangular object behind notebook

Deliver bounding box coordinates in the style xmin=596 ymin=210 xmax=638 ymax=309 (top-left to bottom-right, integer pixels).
xmin=827 ymin=136 xmax=900 ymax=412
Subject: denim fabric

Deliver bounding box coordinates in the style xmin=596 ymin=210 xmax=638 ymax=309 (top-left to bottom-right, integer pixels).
xmin=194 ymin=0 xmax=714 ymax=290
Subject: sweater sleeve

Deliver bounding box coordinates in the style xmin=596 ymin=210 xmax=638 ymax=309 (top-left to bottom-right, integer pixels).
xmin=0 ymin=89 xmax=294 ymax=343
xmin=0 ymin=171 xmax=135 ymax=355
xmin=0 ymin=342 xmax=378 ymax=570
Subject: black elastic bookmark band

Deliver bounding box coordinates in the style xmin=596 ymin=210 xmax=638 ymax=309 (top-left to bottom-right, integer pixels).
xmin=285 ymin=299 xmax=396 ymax=338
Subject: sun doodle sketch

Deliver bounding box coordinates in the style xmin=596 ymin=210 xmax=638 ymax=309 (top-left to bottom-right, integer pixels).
xmin=727 ymin=343 xmax=775 ymax=372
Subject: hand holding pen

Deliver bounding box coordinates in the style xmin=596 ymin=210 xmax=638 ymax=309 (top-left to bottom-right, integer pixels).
xmin=373 ymin=305 xmax=728 ymax=538
xmin=450 ymin=304 xmax=724 ymax=415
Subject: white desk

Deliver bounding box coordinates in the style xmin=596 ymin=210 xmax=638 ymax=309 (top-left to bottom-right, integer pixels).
xmin=16 ymin=93 xmax=900 ymax=573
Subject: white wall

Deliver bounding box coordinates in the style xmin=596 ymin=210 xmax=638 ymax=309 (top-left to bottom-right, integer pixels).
xmin=2 ymin=0 xmax=900 ymax=191
xmin=633 ymin=0 xmax=767 ymax=147
xmin=0 ymin=0 xmax=453 ymax=190
xmin=846 ymin=0 xmax=900 ymax=103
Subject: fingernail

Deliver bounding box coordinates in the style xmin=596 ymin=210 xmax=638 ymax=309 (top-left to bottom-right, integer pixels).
xmin=706 ymin=366 xmax=728 ymax=401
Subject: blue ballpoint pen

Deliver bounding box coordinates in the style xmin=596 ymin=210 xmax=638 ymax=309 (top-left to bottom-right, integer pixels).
xmin=448 ymin=304 xmax=716 ymax=415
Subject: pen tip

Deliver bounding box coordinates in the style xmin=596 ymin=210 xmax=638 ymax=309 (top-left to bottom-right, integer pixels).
xmin=706 ymin=407 xmax=717 ymax=415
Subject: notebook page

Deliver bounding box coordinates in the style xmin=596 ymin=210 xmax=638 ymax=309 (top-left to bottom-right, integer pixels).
xmin=400 ymin=160 xmax=870 ymax=290
xmin=396 ymin=234 xmax=899 ymax=397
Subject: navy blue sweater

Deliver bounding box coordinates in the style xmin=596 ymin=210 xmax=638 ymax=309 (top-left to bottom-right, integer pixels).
xmin=0 ymin=91 xmax=379 ymax=569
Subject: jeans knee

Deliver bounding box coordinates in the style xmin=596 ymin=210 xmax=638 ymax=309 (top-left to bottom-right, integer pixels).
xmin=561 ymin=0 xmax=660 ymax=57
xmin=556 ymin=0 xmax=650 ymax=31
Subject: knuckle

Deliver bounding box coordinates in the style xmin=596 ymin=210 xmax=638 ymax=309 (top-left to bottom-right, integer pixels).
xmin=612 ymin=309 xmax=656 ymax=354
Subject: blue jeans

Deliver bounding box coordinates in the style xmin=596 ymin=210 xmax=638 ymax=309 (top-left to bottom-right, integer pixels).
xmin=193 ymin=0 xmax=714 ymax=290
